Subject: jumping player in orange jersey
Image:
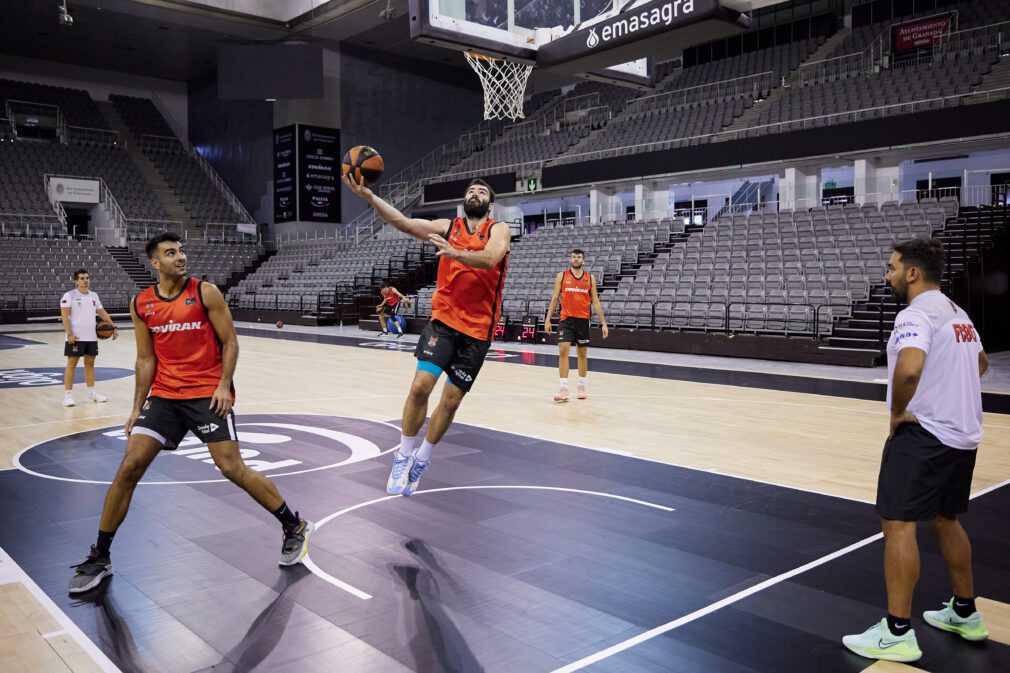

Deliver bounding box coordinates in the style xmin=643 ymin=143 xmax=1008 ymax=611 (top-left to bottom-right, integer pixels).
xmin=544 ymin=248 xmax=608 ymax=401
xmin=343 ymin=174 xmax=509 ymax=497
xmin=68 ymin=232 xmax=312 ymax=594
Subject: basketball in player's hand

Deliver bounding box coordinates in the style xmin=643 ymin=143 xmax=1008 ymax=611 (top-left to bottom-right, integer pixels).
xmin=96 ymin=322 xmax=115 ymax=340
xmin=341 ymin=146 xmax=384 ymax=187
xmin=401 ymin=298 xmax=412 ymax=308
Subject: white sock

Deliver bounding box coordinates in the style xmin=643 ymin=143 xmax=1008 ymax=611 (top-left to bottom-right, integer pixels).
xmin=86 ymin=386 xmax=95 ymax=395
xmin=414 ymin=439 xmax=435 ymax=462
xmin=64 ymin=390 xmax=73 ymax=397
xmin=578 ymin=377 xmax=586 ymax=387
xmin=559 ymin=378 xmax=568 ymax=388
xmin=398 ymin=433 xmax=417 ymax=458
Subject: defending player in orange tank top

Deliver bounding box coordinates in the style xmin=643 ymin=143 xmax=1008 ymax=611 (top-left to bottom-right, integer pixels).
xmin=134 ymin=277 xmax=226 ymax=400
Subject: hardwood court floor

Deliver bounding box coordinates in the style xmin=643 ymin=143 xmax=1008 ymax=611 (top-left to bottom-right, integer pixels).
xmin=1 ymin=326 xmax=1009 ymax=673
xmin=2 ymin=328 xmax=1009 ymax=503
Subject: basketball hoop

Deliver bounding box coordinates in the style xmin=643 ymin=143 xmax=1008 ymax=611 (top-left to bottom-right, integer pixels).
xmin=464 ymin=51 xmax=533 ymax=121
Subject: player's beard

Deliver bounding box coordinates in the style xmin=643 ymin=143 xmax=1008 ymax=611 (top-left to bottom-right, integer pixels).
xmin=571 ymin=260 xmax=583 ymax=270
xmin=889 ymin=276 xmax=907 ymax=303
xmin=464 ymin=198 xmax=490 ymax=219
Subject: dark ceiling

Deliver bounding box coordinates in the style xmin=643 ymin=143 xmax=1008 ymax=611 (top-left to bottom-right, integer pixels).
xmin=0 ymin=0 xmax=467 ymax=82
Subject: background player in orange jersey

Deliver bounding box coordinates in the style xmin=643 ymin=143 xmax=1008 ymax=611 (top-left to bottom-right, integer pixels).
xmin=544 ymin=248 xmax=608 ymax=401
xmin=69 ymin=232 xmax=312 ymax=594
xmin=343 ymin=174 xmax=509 ymax=497
xmin=376 ymin=281 xmax=408 ymax=336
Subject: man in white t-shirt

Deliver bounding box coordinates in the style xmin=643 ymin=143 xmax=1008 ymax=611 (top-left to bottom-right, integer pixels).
xmin=60 ymin=269 xmax=118 ymax=406
xmin=843 ymin=238 xmax=990 ymax=663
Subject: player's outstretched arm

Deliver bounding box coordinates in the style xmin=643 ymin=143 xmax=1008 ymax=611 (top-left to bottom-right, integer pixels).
xmin=200 ymin=283 xmax=238 ymax=417
xmin=544 ymin=272 xmax=563 ymax=334
xmin=127 ymin=298 xmax=156 ymax=434
xmin=341 ymin=174 xmax=449 ymax=241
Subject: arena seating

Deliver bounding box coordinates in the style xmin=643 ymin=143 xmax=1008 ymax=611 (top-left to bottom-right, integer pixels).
xmin=0 ymin=238 xmax=138 ymax=310
xmin=0 ymin=140 xmax=170 ymax=220
xmin=110 ymin=95 xmax=176 ymax=139
xmin=0 ymin=78 xmax=108 ymax=130
xmin=228 ymin=238 xmax=424 ymax=311
xmin=128 ymin=242 xmax=263 ymax=287
xmin=408 ymin=197 xmax=959 ymax=339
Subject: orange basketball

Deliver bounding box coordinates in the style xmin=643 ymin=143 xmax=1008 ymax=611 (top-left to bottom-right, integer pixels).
xmin=96 ymin=322 xmax=115 ymax=340
xmin=341 ymin=145 xmax=384 ymax=187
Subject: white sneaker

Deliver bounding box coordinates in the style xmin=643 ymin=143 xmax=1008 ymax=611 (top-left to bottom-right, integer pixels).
xmin=63 ymin=393 xmax=76 ymax=407
xmin=87 ymin=390 xmax=108 ymax=403
xmin=386 ymin=451 xmax=414 ymax=495
xmin=842 ymin=619 xmax=922 ymax=662
xmin=923 ymin=598 xmax=990 ymax=641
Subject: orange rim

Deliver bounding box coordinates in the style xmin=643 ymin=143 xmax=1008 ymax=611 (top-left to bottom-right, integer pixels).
xmin=465 ymin=51 xmax=500 ymax=62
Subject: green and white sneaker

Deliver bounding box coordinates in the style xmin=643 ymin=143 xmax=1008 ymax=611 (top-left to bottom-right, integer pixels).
xmin=923 ymin=598 xmax=989 ymax=641
xmin=842 ymin=619 xmax=922 ymax=662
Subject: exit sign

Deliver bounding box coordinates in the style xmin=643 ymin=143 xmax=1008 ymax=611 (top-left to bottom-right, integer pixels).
xmin=526 ymin=177 xmax=538 ymax=193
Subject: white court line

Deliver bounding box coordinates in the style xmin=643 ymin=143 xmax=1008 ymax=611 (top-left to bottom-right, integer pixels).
xmin=11 ymin=416 xmax=403 ymax=485
xmin=304 ymin=485 xmax=675 ymax=600
xmin=549 ymin=472 xmax=1010 ymax=672
xmin=445 ymin=420 xmax=878 ymax=505
xmin=41 ymin=630 xmax=68 ymax=639
xmin=0 ymin=546 xmax=123 ymax=673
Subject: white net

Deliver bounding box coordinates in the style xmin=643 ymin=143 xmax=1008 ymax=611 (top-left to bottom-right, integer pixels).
xmin=464 ymin=51 xmax=534 ymax=121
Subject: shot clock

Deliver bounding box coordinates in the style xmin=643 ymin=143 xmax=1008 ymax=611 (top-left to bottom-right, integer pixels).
xmin=519 ymin=316 xmax=538 ymax=342
xmin=492 ymin=316 xmax=507 ymax=341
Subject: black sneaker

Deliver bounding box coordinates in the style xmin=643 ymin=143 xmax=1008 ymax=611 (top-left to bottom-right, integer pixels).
xmin=69 ymin=545 xmax=113 ymax=594
xmin=279 ymin=516 xmax=314 ymax=567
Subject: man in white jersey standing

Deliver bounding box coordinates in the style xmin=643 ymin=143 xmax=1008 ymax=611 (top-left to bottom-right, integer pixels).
xmin=843 ymin=238 xmax=990 ymax=662
xmin=60 ymin=268 xmax=118 ymax=407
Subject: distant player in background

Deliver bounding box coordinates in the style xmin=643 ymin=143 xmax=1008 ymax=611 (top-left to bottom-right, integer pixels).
xmin=377 ymin=282 xmax=408 ymax=336
xmin=544 ymin=249 xmax=608 ymax=401
xmin=60 ymin=268 xmax=118 ymax=407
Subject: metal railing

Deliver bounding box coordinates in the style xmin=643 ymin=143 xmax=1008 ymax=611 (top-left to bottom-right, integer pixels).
xmin=5 ymin=99 xmax=62 ymax=141
xmin=98 ymin=179 xmax=128 ymax=246
xmin=0 ymin=213 xmax=66 ymax=238
xmin=796 ymin=18 xmax=898 ymax=84
xmin=406 ymin=297 xmax=857 ymax=340
xmin=0 ymin=117 xmax=13 ymax=140
xmin=137 ymin=133 xmax=183 ymax=152
xmin=41 ymin=174 xmax=69 ymax=230
xmin=150 ymin=93 xmax=255 ymax=226
xmin=931 ymin=19 xmax=1010 ymax=57
xmin=557 ymin=92 xmax=602 ymax=124
xmin=65 ymin=126 xmax=122 ymax=147
xmin=627 ymin=71 xmax=774 ymax=114
xmin=203 ymin=222 xmax=258 ymax=243
xmin=126 ymin=219 xmax=185 ymax=241
xmin=2 ymin=292 xmax=134 ymax=313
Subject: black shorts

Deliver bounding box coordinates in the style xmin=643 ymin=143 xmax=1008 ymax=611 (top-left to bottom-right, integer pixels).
xmin=65 ymin=341 xmax=98 ymax=357
xmin=132 ymin=396 xmax=237 ymax=449
xmin=558 ymin=318 xmax=591 ymax=346
xmin=414 ymin=320 xmax=490 ymax=393
xmin=876 ymin=422 xmax=977 ymax=521
xmin=380 ymin=303 xmax=400 ymax=317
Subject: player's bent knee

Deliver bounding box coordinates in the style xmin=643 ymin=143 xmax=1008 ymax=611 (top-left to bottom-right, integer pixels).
xmin=117 ymin=460 xmax=146 ymax=485
xmin=218 ymin=461 xmax=245 ymax=483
